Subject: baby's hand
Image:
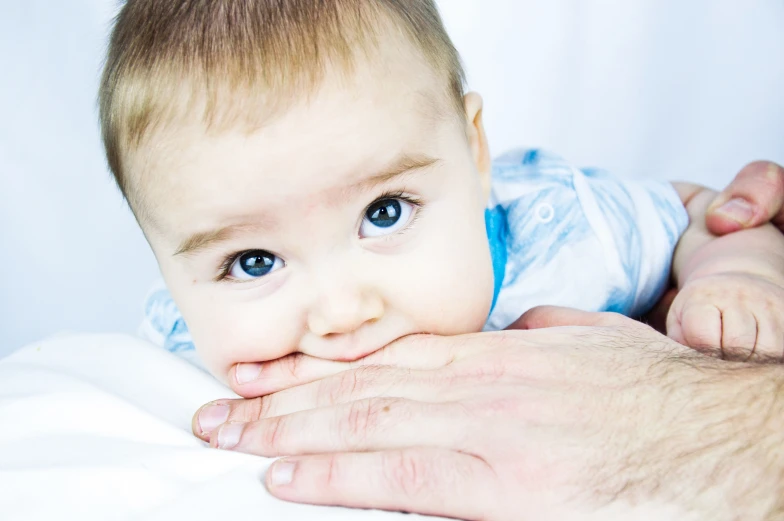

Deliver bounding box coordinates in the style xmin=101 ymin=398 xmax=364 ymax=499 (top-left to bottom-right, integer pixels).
xmin=666 ymin=273 xmax=784 ymax=362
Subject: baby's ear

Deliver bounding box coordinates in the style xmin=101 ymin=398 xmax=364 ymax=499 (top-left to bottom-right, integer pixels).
xmin=463 ymin=92 xmax=491 ymax=199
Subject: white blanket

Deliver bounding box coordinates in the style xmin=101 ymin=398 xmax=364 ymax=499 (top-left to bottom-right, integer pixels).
xmin=0 ymin=335 xmax=442 ymax=520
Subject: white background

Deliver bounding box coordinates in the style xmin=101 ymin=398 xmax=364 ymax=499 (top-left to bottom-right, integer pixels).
xmin=1 ymin=0 xmax=783 ymax=357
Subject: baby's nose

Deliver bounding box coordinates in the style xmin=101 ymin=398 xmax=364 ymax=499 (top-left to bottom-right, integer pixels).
xmin=307 ymin=288 xmax=384 ymax=337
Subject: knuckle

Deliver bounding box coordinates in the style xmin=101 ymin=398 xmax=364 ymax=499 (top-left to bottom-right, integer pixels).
xmin=382 ymin=450 xmax=432 ymax=499
xmin=320 ymin=371 xmax=356 ymax=406
xmin=236 ymin=396 xmax=271 ymax=422
xmin=763 ymin=161 xmax=784 ymax=188
xmin=325 ymin=454 xmax=343 ymax=488
xmin=338 ymin=369 xmax=364 ymax=397
xmin=339 ymin=398 xmax=390 ymax=445
xmin=283 ymin=353 xmax=305 ymax=380
xmin=255 ymin=395 xmax=274 ymax=419
xmin=457 ymin=355 xmax=508 ymax=383
xmin=683 ymin=326 xmax=720 ymax=350
xmin=261 ymin=416 xmax=286 ymax=453
xmin=322 ymin=366 xmax=381 ymax=405
xmin=747 ymin=162 xmax=784 ymax=194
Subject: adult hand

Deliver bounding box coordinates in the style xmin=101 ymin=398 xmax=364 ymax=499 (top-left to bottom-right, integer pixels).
xmin=706 ymin=160 xmax=784 ymax=234
xmin=645 ymin=160 xmax=784 ymax=333
xmin=193 ymin=309 xmax=784 ymax=520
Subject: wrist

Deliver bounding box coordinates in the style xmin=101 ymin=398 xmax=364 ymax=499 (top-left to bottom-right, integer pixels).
xmin=678 ymin=251 xmax=784 ymax=290
xmin=676 ymin=220 xmax=784 ymax=290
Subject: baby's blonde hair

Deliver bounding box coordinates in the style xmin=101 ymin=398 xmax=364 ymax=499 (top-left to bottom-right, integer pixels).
xmin=99 ymin=0 xmax=466 ymax=206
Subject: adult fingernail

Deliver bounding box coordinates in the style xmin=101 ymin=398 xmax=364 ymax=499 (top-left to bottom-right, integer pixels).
xmin=198 ymin=404 xmax=230 ymax=435
xmin=714 ymin=198 xmax=754 ymax=225
xmin=270 ymin=460 xmax=296 ymax=486
xmin=767 ymin=162 xmax=782 ymax=181
xmin=217 ymin=422 xmax=245 ymax=450
xmin=235 ymin=362 xmax=263 ymax=385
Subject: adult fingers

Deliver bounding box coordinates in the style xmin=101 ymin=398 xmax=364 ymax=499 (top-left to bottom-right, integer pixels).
xmin=194 ymin=365 xmax=437 ymax=440
xmin=209 ymin=398 xmax=468 ymax=456
xmin=265 ymin=448 xmax=496 ymax=521
xmin=507 ymin=306 xmax=632 ymax=330
xmin=706 ymin=161 xmax=784 ymax=235
xmin=228 ymin=334 xmax=462 ymax=398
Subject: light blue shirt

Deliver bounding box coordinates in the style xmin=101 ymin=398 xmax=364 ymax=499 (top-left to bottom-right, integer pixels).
xmin=141 ymin=149 xmax=689 ymax=361
xmin=483 ymin=148 xmax=688 ymax=330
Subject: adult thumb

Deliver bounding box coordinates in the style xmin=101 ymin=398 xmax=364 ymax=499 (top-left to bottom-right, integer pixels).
xmin=706 ymin=161 xmax=784 ymax=235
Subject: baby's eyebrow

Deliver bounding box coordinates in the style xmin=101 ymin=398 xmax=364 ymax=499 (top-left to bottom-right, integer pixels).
xmin=351 ymin=153 xmax=441 ymax=193
xmin=173 ymin=153 xmax=439 ymax=258
xmin=173 ymin=222 xmax=268 ymax=257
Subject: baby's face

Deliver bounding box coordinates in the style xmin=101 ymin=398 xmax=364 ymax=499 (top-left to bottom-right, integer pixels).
xmin=133 ymin=51 xmax=494 ymax=383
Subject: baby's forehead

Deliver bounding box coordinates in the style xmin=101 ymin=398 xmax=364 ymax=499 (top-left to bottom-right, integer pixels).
xmin=102 ymin=0 xmax=466 ymax=222
xmin=129 ymin=67 xmax=453 ymax=235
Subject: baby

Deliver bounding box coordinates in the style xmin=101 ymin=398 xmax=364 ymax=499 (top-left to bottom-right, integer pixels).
xmin=100 ymin=0 xmax=784 ymax=383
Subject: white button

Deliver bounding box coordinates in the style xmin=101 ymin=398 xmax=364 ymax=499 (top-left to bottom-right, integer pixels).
xmin=535 ymin=202 xmax=555 ymax=224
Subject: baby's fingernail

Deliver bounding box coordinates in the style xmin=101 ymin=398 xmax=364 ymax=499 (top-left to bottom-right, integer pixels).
xmin=270 ymin=460 xmax=296 ymax=486
xmin=198 ymin=403 xmax=230 ymax=435
xmin=217 ymin=422 xmax=245 ymax=450
xmin=714 ymin=198 xmax=754 ymax=225
xmin=235 ymin=362 xmax=263 ymax=385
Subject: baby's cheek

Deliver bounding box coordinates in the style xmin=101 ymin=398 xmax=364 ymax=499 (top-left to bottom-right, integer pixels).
xmin=436 ymin=276 xmax=494 ymax=334
xmin=403 ymin=227 xmax=494 ymax=335
xmin=189 ymin=304 xmax=301 ymax=384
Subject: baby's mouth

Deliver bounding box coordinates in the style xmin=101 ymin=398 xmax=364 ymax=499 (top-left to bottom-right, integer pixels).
xmin=301 ymin=327 xmax=420 ymax=363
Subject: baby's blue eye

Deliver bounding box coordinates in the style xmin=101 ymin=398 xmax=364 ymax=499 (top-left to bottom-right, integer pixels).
xmin=228 ymin=250 xmax=284 ymax=280
xmin=360 ymin=198 xmax=414 ymax=238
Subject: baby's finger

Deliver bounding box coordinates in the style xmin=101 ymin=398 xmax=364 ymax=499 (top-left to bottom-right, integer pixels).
xmin=720 ymin=308 xmax=758 ymax=361
xmin=646 ymin=288 xmax=679 ymax=334
xmin=745 ymin=309 xmax=784 ymax=363
xmin=679 ymin=304 xmax=723 ymax=358
xmin=665 ymin=303 xmax=685 ymax=346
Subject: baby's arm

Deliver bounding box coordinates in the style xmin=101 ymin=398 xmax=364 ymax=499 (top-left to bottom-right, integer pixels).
xmin=668 ymin=182 xmax=784 ymax=361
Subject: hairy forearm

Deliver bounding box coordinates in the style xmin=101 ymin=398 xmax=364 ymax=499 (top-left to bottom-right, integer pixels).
xmin=671 ymin=183 xmax=784 ymax=287
xmin=680 ymin=363 xmax=784 ymax=520
xmin=597 ymin=356 xmax=784 ymax=521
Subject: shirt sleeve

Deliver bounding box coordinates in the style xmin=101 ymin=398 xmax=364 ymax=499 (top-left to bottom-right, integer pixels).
xmin=138 ymin=281 xmax=206 ymax=370
xmin=573 ymin=166 xmax=689 ymax=317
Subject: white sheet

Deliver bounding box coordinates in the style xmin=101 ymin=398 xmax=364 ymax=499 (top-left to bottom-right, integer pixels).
xmin=0 ymin=335 xmax=443 ymax=520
